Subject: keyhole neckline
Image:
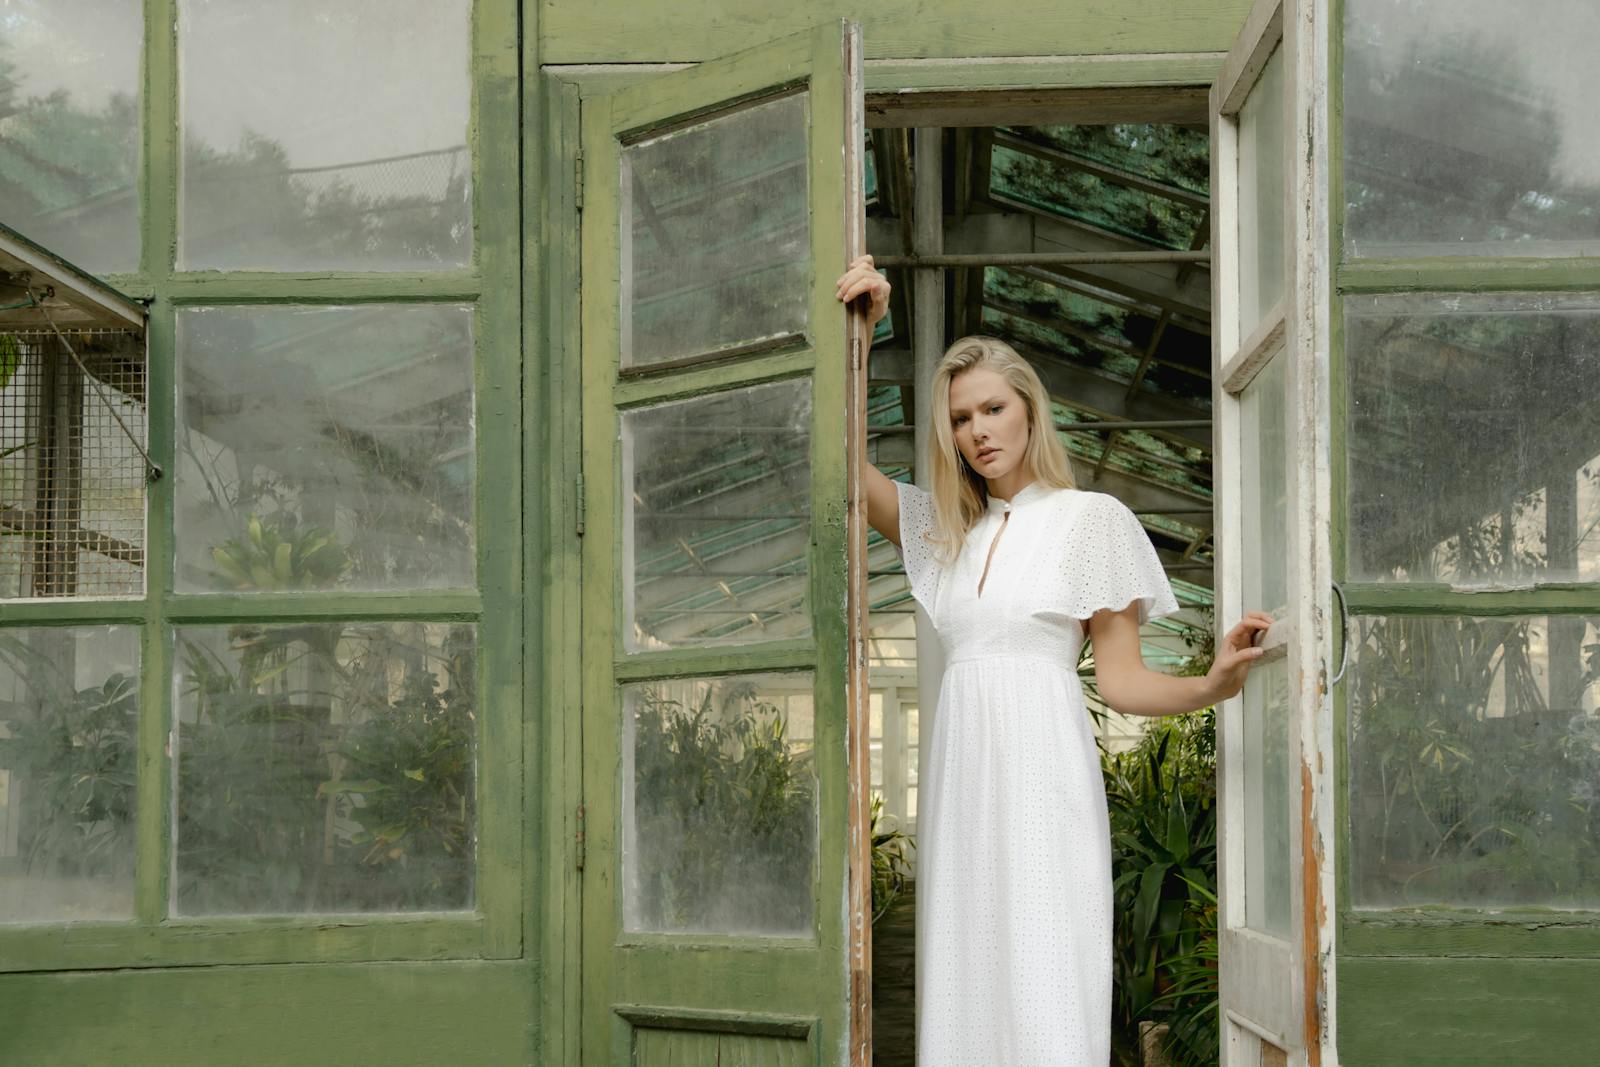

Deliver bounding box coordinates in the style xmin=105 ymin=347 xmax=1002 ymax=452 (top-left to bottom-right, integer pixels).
xmin=984 ymin=479 xmax=1053 ymax=514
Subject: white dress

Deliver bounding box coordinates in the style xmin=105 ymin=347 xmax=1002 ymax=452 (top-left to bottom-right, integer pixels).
xmin=895 ymin=479 xmax=1180 ymax=1066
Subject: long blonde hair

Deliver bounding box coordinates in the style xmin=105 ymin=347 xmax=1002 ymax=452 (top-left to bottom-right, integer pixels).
xmin=925 ymin=335 xmax=1077 ymax=565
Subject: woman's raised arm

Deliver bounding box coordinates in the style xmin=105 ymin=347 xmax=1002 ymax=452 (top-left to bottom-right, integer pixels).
xmin=835 ymin=254 xmax=909 ymax=547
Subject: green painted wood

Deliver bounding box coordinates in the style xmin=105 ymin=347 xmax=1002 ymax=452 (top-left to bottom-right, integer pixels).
xmin=1340 ymin=584 xmax=1600 ymax=616
xmin=160 ymin=592 xmax=483 ymax=622
xmin=1 ymin=0 xmax=526 ymax=978
xmin=616 ymin=1003 xmax=816 ymax=1037
xmin=612 ymin=640 xmax=817 ymax=683
xmin=633 ymin=1028 xmax=722 ymax=1067
xmin=612 ymin=349 xmax=816 ymax=409
xmin=470 ymin=0 xmax=526 ymax=963
xmin=143 ymin=0 xmax=177 ymax=285
xmin=1342 ymin=913 xmax=1600 ymax=958
xmin=539 ymin=0 xmax=1253 ymax=64
xmin=0 ymin=915 xmax=485 ymax=974
xmin=161 ymin=273 xmax=481 ymax=302
xmin=632 ymin=1025 xmax=812 ymax=1067
xmin=0 ymin=601 xmax=149 ymax=624
xmin=579 ymin=20 xmax=859 ymax=1067
xmin=535 ymin=71 xmax=586 ymax=1067
xmin=1329 ymin=20 xmax=1600 ymax=1067
xmin=862 ymin=52 xmax=1225 ymax=93
xmin=1338 ymin=259 xmax=1600 ymax=294
xmin=1337 ymin=957 xmax=1600 ymax=1065
xmin=0 ymin=960 xmax=533 ymax=1066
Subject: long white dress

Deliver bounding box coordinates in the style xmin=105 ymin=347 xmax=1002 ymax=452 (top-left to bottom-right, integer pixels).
xmin=895 ymin=479 xmax=1180 ymax=1066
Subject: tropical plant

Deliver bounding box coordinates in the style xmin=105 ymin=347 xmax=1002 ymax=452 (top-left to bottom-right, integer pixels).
xmin=629 ymin=680 xmax=815 ymax=933
xmin=1102 ymin=616 xmax=1220 ymax=1067
xmin=174 ymin=622 xmax=475 ymax=914
xmin=208 ymin=512 xmax=349 ymax=591
xmin=870 ymin=792 xmax=915 ymax=924
xmin=0 ymin=633 xmax=138 ymax=887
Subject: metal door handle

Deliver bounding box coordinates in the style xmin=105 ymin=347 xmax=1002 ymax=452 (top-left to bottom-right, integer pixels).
xmin=1330 ymin=579 xmax=1350 ymax=685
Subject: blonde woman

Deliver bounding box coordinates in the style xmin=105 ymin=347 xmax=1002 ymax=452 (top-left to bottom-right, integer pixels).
xmin=836 ymin=255 xmax=1270 ymax=1065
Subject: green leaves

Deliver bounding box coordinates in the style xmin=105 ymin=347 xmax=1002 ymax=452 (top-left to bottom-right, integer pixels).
xmin=1105 ymin=705 xmax=1219 ymax=1067
xmin=209 ymin=512 xmax=350 ymax=591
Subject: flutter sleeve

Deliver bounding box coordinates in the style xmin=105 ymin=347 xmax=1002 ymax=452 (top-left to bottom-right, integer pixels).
xmin=1057 ymin=492 xmax=1181 ymax=626
xmin=893 ymin=479 xmax=943 ymax=614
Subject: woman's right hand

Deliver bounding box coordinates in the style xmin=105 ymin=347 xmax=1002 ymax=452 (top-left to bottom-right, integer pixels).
xmin=835 ymin=254 xmax=890 ymax=330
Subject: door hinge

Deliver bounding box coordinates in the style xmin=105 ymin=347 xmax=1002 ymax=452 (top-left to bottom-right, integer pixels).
xmin=574 ymin=152 xmax=585 ymax=211
xmin=574 ymin=803 xmax=586 ymax=871
xmin=575 ymin=473 xmax=586 ymax=536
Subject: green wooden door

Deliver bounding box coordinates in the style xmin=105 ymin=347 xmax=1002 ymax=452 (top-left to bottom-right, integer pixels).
xmin=578 ymin=21 xmax=870 ymax=1066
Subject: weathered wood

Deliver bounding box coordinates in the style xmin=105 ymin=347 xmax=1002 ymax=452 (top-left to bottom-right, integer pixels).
xmin=539 ymin=0 xmax=1256 ymax=64
xmin=867 ymin=85 xmax=1209 ymax=127
xmin=1338 ymin=958 xmax=1600 ymax=1065
xmin=0 ymin=961 xmax=532 ymax=1065
xmin=578 ymin=22 xmax=860 ymax=1067
xmin=878 ymin=250 xmax=1211 ymax=268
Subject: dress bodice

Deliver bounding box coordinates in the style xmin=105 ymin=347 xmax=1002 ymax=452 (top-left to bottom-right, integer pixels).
xmin=893 ymin=479 xmax=1180 ymax=669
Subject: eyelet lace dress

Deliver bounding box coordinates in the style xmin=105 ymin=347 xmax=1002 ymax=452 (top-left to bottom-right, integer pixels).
xmin=895 ymin=479 xmax=1179 ymax=1065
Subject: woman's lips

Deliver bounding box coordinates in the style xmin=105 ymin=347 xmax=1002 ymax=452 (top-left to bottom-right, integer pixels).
xmin=976 ymin=448 xmax=998 ymax=461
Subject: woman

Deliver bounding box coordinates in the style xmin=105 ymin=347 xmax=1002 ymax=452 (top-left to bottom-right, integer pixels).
xmin=835 ymin=255 xmax=1270 ymax=1064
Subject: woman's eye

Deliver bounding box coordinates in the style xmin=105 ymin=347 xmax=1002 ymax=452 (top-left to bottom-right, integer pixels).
xmin=989 ymin=405 xmax=1002 ymax=414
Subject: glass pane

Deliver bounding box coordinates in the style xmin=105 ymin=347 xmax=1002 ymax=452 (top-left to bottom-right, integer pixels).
xmin=2 ymin=329 xmax=147 ymax=599
xmin=0 ymin=1 xmax=142 ymax=273
xmin=1237 ymin=47 xmax=1286 ymax=338
xmin=621 ymin=93 xmax=810 ymax=368
xmin=1346 ymin=293 xmax=1600 ymax=586
xmin=0 ymin=626 xmax=139 ymax=922
xmin=1242 ymin=656 xmax=1293 ymax=935
xmin=178 ymin=0 xmax=471 ymax=271
xmin=172 ymin=621 xmax=476 ymax=915
xmin=622 ymin=379 xmax=811 ymax=651
xmin=1348 ymin=614 xmax=1600 ymax=909
xmin=1343 ymin=0 xmax=1600 ymax=258
xmin=1240 ymin=353 xmax=1288 ymax=616
xmin=174 ymin=306 xmax=474 ymax=593
xmin=622 ymin=672 xmax=817 ymax=935
xmin=1239 ymin=353 xmax=1292 ymax=935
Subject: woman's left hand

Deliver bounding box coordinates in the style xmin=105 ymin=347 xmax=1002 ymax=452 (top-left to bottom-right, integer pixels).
xmin=1205 ymin=611 xmax=1275 ymax=702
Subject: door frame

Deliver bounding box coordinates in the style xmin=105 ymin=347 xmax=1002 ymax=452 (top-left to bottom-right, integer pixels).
xmin=532 ymin=44 xmax=1317 ymax=1066
xmin=1210 ymin=0 xmax=1336 ymax=1061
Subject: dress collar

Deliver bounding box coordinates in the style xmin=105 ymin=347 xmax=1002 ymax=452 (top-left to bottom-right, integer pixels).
xmin=985 ymin=480 xmax=1051 ymax=515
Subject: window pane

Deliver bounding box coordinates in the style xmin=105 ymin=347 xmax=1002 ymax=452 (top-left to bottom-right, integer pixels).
xmin=0 ymin=0 xmax=142 ymax=274
xmin=1241 ymin=353 xmax=1288 ymax=615
xmin=1239 ymin=353 xmax=1292 ymax=936
xmin=0 ymin=626 xmax=139 ymax=923
xmin=1347 ymin=293 xmax=1600 ymax=586
xmin=174 ymin=306 xmax=474 ymax=593
xmin=622 ymin=379 xmax=812 ymax=651
xmin=178 ymin=0 xmax=471 ymax=271
xmin=1348 ymin=615 xmax=1600 ymax=909
xmin=2 ymin=329 xmax=147 ymax=599
xmin=622 ymin=673 xmax=817 ymax=935
xmin=1343 ymin=0 xmax=1600 ymax=258
xmin=621 ymin=93 xmax=810 ymax=368
xmin=1237 ymin=47 xmax=1286 ymax=338
xmin=173 ymin=621 xmax=476 ymax=915
xmin=1242 ymin=656 xmax=1292 ymax=935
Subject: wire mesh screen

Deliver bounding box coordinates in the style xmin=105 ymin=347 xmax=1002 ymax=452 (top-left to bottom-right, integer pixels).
xmin=0 ymin=328 xmax=147 ymax=598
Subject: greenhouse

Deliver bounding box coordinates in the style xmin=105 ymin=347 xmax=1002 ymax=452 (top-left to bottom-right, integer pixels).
xmin=2 ymin=0 xmax=1598 ymax=1064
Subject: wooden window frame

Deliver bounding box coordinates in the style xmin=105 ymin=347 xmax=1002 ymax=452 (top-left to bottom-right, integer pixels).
xmin=0 ymin=0 xmax=524 ymax=973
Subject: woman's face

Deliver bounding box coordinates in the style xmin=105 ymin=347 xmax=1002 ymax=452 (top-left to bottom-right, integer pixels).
xmin=948 ymin=367 xmax=1031 ymax=482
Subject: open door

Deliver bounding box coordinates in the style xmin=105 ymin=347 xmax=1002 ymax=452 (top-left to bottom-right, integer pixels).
xmin=578 ymin=20 xmax=871 ymax=1066
xmin=1211 ymin=0 xmax=1335 ymax=1063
